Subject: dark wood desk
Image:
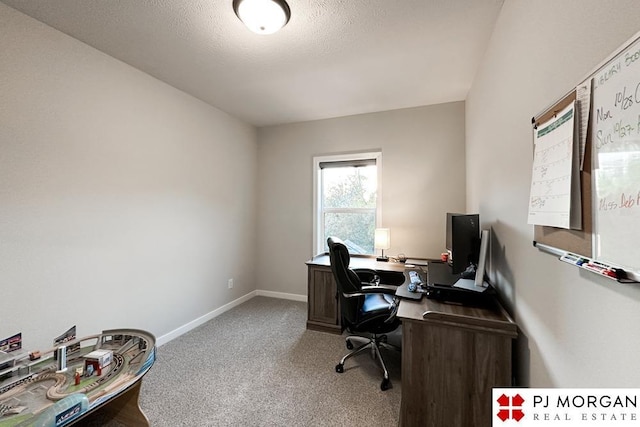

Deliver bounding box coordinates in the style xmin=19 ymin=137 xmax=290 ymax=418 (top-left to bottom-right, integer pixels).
xmin=397 ymin=295 xmax=516 ymax=426
xmin=305 ymin=255 xmax=517 ymax=427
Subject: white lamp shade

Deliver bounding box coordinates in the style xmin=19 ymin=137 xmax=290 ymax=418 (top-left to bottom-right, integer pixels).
xmin=374 ymin=228 xmax=391 ymax=250
xmin=233 ymin=0 xmax=290 ymax=35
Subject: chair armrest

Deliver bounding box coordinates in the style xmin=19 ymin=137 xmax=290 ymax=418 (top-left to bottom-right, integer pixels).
xmin=353 ymin=268 xmax=380 ymax=286
xmin=342 ymin=285 xmax=397 ymax=298
xmin=353 ymin=268 xmax=379 ymax=276
xmin=354 ymin=268 xmax=404 ymax=287
xmin=362 ymin=285 xmax=397 ymax=293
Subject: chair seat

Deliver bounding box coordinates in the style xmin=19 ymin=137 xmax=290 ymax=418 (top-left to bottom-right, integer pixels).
xmin=361 ymin=293 xmax=394 ymax=315
xmin=350 ymin=293 xmax=399 ymax=335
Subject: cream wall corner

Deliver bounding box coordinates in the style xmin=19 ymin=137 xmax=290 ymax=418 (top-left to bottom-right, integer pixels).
xmin=256 ymin=103 xmax=466 ymax=295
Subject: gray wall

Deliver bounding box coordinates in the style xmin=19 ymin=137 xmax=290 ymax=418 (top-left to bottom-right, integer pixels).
xmin=256 ymin=103 xmax=466 ymax=295
xmin=466 ymin=0 xmax=640 ymax=386
xmin=0 ymin=4 xmax=258 ymax=351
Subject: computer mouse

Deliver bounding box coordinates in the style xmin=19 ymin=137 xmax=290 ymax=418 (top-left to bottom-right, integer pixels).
xmin=408 ymin=283 xmax=417 ymax=292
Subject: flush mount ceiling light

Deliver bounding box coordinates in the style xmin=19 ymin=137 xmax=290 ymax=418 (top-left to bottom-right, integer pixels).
xmin=233 ymin=0 xmax=291 ymax=35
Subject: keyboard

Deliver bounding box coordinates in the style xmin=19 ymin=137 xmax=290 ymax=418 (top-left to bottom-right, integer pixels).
xmin=395 ymin=282 xmax=423 ymax=300
xmin=395 ymin=270 xmax=425 ymax=300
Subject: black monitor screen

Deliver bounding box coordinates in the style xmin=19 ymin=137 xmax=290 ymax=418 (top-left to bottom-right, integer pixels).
xmin=445 ymin=213 xmax=480 ymax=274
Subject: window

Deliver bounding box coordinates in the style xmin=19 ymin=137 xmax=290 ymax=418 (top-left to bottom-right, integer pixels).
xmin=313 ymin=152 xmax=382 ymax=255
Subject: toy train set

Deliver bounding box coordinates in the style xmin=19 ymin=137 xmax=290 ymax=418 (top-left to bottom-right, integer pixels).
xmin=0 ymin=329 xmax=155 ymax=427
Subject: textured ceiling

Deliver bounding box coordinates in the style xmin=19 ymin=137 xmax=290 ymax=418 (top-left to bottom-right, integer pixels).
xmin=1 ymin=0 xmax=504 ymax=127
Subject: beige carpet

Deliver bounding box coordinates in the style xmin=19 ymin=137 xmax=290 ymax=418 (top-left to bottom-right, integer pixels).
xmin=137 ymin=296 xmax=402 ymax=426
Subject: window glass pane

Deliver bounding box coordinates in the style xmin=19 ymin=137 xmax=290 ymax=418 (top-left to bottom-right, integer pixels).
xmin=322 ymin=165 xmax=377 ymax=209
xmin=314 ymin=153 xmax=380 ymax=256
xmin=323 ymin=212 xmax=375 ymax=254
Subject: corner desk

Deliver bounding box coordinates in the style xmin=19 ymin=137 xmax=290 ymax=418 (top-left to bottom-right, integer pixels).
xmin=306 ymin=255 xmax=517 ymax=427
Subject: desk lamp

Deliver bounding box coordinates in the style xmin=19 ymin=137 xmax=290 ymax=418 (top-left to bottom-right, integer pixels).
xmin=375 ymin=228 xmax=390 ymax=262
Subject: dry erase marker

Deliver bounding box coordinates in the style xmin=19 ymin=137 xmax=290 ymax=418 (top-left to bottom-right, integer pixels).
xmin=584 ymin=263 xmax=606 ymax=273
xmin=560 ymin=253 xmax=580 ymax=265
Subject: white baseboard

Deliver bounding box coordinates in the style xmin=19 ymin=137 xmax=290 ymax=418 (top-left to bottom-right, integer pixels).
xmin=156 ymin=291 xmax=256 ymax=346
xmin=156 ymin=290 xmax=307 ymax=347
xmin=256 ymin=289 xmax=307 ymax=302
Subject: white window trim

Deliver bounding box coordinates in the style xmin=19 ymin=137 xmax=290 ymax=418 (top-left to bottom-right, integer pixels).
xmin=312 ymin=151 xmax=382 ymax=256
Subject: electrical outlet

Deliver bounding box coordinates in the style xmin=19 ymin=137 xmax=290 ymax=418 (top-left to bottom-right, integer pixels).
xmin=228 ymin=278 xmax=233 ymax=289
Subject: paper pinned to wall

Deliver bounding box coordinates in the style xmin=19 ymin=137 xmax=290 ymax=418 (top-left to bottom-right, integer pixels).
xmin=527 ymin=102 xmax=581 ymax=229
xmin=576 ymin=79 xmax=592 ymax=170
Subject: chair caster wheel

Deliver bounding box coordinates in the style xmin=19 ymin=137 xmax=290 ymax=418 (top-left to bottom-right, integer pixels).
xmin=381 ymin=378 xmax=390 ymax=391
xmin=335 ymin=364 xmax=344 ymax=373
xmin=346 ymin=339 xmax=353 ymax=350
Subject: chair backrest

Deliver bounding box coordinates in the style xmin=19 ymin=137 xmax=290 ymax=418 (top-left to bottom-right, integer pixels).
xmin=327 ymin=236 xmax=364 ymax=326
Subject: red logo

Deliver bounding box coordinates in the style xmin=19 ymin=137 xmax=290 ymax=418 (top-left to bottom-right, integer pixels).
xmin=497 ymin=393 xmax=525 ymax=422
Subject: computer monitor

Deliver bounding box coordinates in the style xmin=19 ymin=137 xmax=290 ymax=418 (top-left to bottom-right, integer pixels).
xmin=445 ymin=213 xmax=480 ymax=274
xmin=475 ymin=229 xmax=489 ymax=287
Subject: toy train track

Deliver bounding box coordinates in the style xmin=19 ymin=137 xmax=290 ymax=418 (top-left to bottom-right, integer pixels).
xmin=0 ymin=329 xmax=155 ymax=427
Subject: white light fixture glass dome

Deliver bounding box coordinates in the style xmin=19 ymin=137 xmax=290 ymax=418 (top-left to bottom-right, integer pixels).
xmin=233 ymin=0 xmax=291 ymax=35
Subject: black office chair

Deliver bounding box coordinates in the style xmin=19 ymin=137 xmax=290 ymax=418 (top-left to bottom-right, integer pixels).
xmin=327 ymin=236 xmax=402 ymax=391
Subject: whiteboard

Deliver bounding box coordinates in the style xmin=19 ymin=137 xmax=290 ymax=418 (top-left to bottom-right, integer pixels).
xmin=592 ymin=34 xmax=640 ymax=277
